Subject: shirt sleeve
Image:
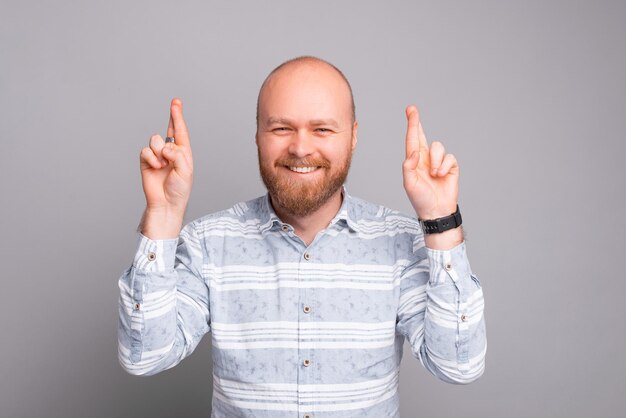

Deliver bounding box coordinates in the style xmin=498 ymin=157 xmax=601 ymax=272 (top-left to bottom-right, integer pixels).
xmin=117 ymin=220 xmax=211 ymax=376
xmin=395 ymin=238 xmax=486 ymax=384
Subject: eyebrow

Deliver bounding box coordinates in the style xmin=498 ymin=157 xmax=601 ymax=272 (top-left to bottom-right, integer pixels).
xmin=265 ymin=117 xmax=340 ymax=128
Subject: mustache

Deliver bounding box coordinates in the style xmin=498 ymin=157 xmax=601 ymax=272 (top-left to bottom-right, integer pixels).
xmin=276 ymin=157 xmax=330 ymax=168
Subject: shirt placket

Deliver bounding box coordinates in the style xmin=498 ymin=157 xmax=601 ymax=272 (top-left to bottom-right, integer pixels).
xmin=298 ymin=246 xmax=314 ymax=418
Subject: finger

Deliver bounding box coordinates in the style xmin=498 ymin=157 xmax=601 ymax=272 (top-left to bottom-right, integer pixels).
xmin=437 ymin=153 xmax=459 ymax=176
xmin=405 ymin=105 xmax=421 ymax=159
xmin=402 ymin=150 xmax=420 ymax=173
xmin=402 ymin=151 xmax=420 ymax=191
xmin=167 ymin=110 xmax=174 ymax=138
xmin=140 ymin=147 xmax=165 ymax=170
xmin=162 ymin=146 xmax=192 ymax=179
xmin=417 ymin=120 xmax=429 ymax=151
xmin=170 ymin=97 xmax=190 ymax=147
xmin=149 ymin=134 xmax=168 ymax=165
xmin=429 ymin=141 xmax=446 ymax=175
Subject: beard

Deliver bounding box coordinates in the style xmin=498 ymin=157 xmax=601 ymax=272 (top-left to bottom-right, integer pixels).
xmin=258 ymin=150 xmax=352 ymax=218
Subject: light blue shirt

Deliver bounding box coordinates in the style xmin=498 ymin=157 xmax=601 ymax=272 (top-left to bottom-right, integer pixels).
xmin=118 ymin=187 xmax=486 ymax=417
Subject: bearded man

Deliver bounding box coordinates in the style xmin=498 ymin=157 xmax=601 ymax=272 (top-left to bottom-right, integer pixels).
xmin=118 ymin=56 xmax=487 ymax=417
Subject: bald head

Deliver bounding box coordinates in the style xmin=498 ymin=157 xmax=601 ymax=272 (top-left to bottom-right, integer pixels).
xmin=256 ymin=56 xmax=356 ymax=129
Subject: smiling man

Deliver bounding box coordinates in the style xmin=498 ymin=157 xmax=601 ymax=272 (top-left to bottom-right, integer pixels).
xmin=118 ymin=56 xmax=487 ymax=417
xmin=256 ymin=58 xmax=357 ymax=244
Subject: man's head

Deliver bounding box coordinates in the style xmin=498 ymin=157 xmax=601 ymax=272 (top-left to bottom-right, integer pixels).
xmin=255 ymin=56 xmax=358 ymax=217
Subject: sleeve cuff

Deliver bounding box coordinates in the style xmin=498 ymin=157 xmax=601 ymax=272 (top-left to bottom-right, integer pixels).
xmin=426 ymin=240 xmax=472 ymax=285
xmin=132 ymin=232 xmax=179 ymax=272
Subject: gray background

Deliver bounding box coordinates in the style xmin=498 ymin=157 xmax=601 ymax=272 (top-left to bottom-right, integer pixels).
xmin=1 ymin=0 xmax=624 ymax=417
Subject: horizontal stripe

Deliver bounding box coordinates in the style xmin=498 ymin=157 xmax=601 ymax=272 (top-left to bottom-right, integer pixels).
xmin=209 ymin=279 xmax=402 ymax=291
xmin=212 ymin=320 xmax=396 ymax=331
xmin=212 ymin=340 xmax=396 ymax=350
xmin=213 ymin=369 xmax=399 ymax=411
xmin=215 ymin=368 xmax=398 ymax=394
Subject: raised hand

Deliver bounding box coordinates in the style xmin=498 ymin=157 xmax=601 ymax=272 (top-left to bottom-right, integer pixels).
xmin=402 ymin=105 xmax=459 ymax=221
xmin=138 ymin=98 xmax=194 ymax=238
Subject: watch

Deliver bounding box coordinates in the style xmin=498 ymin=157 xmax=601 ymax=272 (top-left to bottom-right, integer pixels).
xmin=418 ymin=205 xmax=462 ymax=234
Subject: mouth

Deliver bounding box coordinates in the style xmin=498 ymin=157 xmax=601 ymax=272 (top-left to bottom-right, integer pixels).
xmin=284 ymin=166 xmax=322 ymax=174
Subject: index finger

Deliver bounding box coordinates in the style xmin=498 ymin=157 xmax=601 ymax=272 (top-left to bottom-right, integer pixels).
xmin=417 ymin=120 xmax=428 ymax=151
xmin=405 ymin=105 xmax=428 ymax=159
xmin=168 ymin=97 xmax=190 ymax=147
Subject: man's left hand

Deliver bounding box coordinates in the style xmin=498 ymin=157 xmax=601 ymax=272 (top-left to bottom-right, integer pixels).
xmin=402 ymin=105 xmax=459 ymax=220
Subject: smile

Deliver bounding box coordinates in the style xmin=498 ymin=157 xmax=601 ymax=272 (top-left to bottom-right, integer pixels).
xmin=286 ymin=166 xmax=320 ymax=174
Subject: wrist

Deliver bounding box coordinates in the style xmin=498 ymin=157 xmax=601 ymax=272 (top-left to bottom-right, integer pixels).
xmin=417 ymin=204 xmax=458 ymax=221
xmin=139 ymin=207 xmax=185 ymax=240
xmin=424 ymin=225 xmax=464 ymax=250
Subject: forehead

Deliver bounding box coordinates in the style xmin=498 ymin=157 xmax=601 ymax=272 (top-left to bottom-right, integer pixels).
xmin=259 ymin=62 xmax=352 ymax=123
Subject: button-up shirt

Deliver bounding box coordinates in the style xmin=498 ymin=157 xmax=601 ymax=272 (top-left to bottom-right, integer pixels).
xmin=118 ymin=187 xmax=487 ymax=417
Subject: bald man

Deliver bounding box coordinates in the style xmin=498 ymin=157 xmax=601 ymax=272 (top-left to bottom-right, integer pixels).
xmin=118 ymin=56 xmax=487 ymax=417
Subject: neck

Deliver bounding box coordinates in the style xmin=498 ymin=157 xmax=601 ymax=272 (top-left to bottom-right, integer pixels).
xmin=270 ymin=188 xmax=344 ymax=246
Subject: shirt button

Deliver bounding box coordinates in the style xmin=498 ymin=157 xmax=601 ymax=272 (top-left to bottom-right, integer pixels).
xmin=303 ymin=359 xmax=311 ymax=367
xmin=303 ymin=305 xmax=311 ymax=314
xmin=461 ymin=313 xmax=468 ymax=322
xmin=134 ymin=302 xmax=141 ymax=310
xmin=303 ymin=252 xmax=311 ymax=261
xmin=147 ymin=251 xmax=156 ymax=261
xmin=303 ymin=414 xmax=312 ymax=418
xmin=281 ymin=225 xmax=289 ymax=232
xmin=444 ymin=262 xmax=452 ymax=271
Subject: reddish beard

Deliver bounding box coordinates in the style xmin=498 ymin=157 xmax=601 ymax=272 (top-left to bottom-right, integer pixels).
xmin=258 ymin=153 xmax=352 ymax=217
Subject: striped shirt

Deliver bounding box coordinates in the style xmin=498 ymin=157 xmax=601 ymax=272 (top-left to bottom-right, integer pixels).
xmin=117 ymin=186 xmax=486 ymax=417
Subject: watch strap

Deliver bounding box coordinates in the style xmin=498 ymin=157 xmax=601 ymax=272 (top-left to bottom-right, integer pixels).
xmin=418 ymin=204 xmax=462 ymax=234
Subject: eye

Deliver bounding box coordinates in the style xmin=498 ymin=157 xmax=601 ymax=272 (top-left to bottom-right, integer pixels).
xmin=272 ymin=127 xmax=290 ymax=133
xmin=315 ymin=128 xmax=332 ymax=133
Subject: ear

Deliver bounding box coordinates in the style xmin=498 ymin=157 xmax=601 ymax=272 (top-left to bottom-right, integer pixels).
xmin=351 ymin=121 xmax=358 ymax=151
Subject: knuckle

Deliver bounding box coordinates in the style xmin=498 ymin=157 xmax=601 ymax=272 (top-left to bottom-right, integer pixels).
xmin=150 ymin=135 xmax=163 ymax=147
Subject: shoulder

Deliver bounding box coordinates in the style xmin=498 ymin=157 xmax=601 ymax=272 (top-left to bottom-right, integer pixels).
xmin=348 ymin=194 xmax=423 ymax=237
xmin=187 ymin=195 xmax=267 ymax=233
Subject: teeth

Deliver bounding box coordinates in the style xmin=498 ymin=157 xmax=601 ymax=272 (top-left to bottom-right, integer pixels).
xmin=288 ymin=166 xmax=318 ymax=173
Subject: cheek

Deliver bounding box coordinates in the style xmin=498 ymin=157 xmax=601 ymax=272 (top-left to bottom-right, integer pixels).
xmin=257 ymin=141 xmax=281 ymax=161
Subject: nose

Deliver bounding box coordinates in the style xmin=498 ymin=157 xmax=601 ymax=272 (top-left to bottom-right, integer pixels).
xmin=287 ymin=129 xmax=315 ymax=158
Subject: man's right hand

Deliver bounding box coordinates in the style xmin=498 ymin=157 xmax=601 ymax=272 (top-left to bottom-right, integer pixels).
xmin=138 ymin=98 xmax=194 ymax=239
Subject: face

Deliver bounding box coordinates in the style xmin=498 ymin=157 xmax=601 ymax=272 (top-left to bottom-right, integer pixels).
xmin=256 ymin=62 xmax=358 ymax=217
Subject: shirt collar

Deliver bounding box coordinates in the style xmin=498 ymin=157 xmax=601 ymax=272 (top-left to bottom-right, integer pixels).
xmin=258 ymin=185 xmax=360 ymax=234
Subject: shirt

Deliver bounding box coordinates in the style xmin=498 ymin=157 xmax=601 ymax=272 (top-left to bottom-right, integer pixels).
xmin=117 ymin=186 xmax=487 ymax=417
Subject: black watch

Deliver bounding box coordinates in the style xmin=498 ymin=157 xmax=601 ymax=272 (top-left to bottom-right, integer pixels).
xmin=418 ymin=205 xmax=462 ymax=234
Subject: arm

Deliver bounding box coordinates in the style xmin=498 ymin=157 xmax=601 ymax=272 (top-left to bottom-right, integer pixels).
xmin=117 ymin=220 xmax=210 ymax=376
xmin=396 ymin=238 xmax=486 ymax=384
xmin=399 ymin=104 xmax=486 ymax=382
xmin=119 ymin=97 xmax=209 ymax=375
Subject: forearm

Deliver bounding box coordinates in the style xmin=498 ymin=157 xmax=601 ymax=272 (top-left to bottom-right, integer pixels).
xmin=420 ymin=241 xmax=486 ymax=383
xmin=118 ymin=223 xmax=210 ymax=376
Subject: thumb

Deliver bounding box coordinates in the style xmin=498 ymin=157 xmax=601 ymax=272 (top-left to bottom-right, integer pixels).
xmin=162 ymin=146 xmax=191 ymax=177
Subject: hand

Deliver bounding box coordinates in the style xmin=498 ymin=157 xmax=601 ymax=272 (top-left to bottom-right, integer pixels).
xmin=402 ymin=105 xmax=459 ymax=220
xmin=139 ymin=98 xmax=194 ymax=216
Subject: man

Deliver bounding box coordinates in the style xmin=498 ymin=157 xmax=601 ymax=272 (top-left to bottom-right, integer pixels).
xmin=118 ymin=56 xmax=486 ymax=417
